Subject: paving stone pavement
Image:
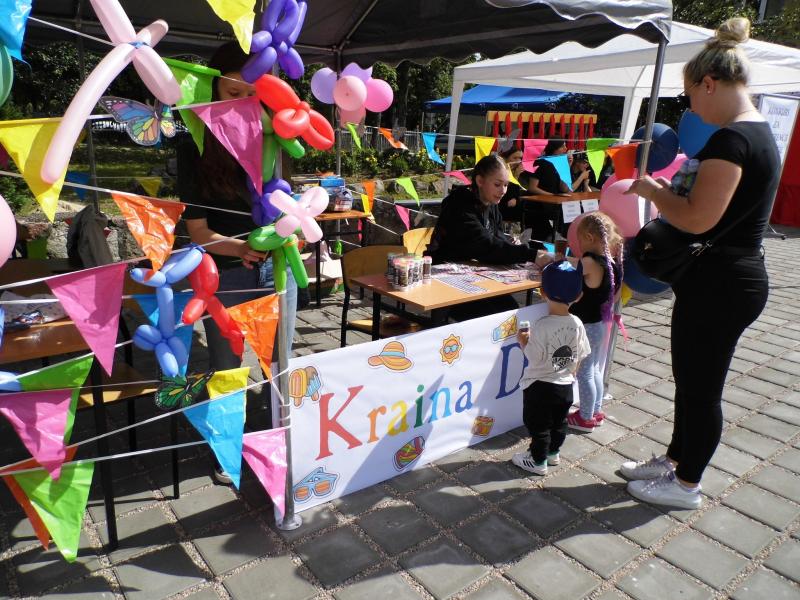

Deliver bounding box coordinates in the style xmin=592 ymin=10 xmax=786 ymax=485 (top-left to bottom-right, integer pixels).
xmin=2 ymin=230 xmax=800 ymax=599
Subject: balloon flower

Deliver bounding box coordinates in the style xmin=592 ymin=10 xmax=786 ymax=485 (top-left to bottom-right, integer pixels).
xmin=260 ymin=109 xmax=305 ymax=182
xmin=269 ymin=187 xmax=328 ymax=242
xmin=241 ymin=0 xmax=307 ymax=82
xmin=310 ymin=62 xmax=394 ymax=125
xmin=255 ymin=75 xmax=335 ymax=151
xmin=41 ymin=0 xmax=181 ymax=184
xmin=248 ymin=225 xmax=309 ymax=290
xmin=182 ymin=252 xmax=245 ymax=356
xmin=248 ymin=177 xmax=290 ymax=227
xmin=130 ymin=246 xmax=204 ymax=377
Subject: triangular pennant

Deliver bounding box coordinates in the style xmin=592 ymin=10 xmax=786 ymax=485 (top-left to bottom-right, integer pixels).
xmin=378 ymin=128 xmax=407 ymax=150
xmin=0 ymin=389 xmax=72 ymax=479
xmin=184 ymin=391 xmax=245 ymax=488
xmin=111 ymin=193 xmax=185 ymax=272
xmin=134 ymin=292 xmax=195 ymax=376
xmin=164 ymin=58 xmax=220 ymax=155
xmin=207 ymin=367 xmax=250 ymax=399
xmin=226 ymin=295 xmax=279 ymax=376
xmin=542 ymin=155 xmax=572 ymax=188
xmin=64 ymin=171 xmax=90 ymax=201
xmin=47 ymin=264 xmax=126 ymax=376
xmin=0 ymin=0 xmax=31 ymax=60
xmin=362 ymin=180 xmax=375 ymax=215
xmin=346 ymin=123 xmax=362 ymax=150
xmin=242 ymin=428 xmax=287 ymax=518
xmin=443 ymin=171 xmax=471 ymax=185
xmin=395 ymin=204 xmax=411 ymax=231
xmin=585 ymin=138 xmax=615 ymax=177
xmin=0 ymin=118 xmax=66 ymax=221
xmin=607 ymin=144 xmax=638 ymax=180
xmin=474 ymin=136 xmax=496 ymax=163
xmin=360 ymin=193 xmax=371 ymax=215
xmin=205 ymin=0 xmax=255 ymax=53
xmin=522 ymin=138 xmax=547 ymax=172
xmin=137 ymin=177 xmax=162 ymax=198
xmin=12 ymin=459 xmax=94 ymax=562
xmin=422 ymin=132 xmax=444 ymax=164
xmin=395 ymin=178 xmax=419 ymax=206
xmin=192 ymin=96 xmax=263 ymax=190
xmin=508 ymin=168 xmax=524 ymax=189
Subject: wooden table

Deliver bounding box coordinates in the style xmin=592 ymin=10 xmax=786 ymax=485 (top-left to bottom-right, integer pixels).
xmin=350 ymin=270 xmax=541 ymax=340
xmin=313 ymin=210 xmax=370 ymax=307
xmin=520 ymin=191 xmax=601 ymax=239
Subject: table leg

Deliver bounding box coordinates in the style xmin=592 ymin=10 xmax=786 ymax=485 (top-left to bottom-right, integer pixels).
xmin=431 ymin=308 xmax=449 ymax=327
xmin=315 ymin=239 xmax=322 ymax=308
xmin=170 ymin=413 xmax=180 ymax=499
xmin=90 ymin=361 xmax=118 ymax=550
xmin=371 ymin=292 xmax=381 ymax=340
xmin=526 ymin=289 xmax=533 ymax=306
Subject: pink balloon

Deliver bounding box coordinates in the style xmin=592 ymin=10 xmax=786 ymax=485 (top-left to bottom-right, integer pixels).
xmin=601 ymin=173 xmax=618 ymax=191
xmin=652 ymin=153 xmax=687 ymax=182
xmin=364 ymin=78 xmax=394 ymax=113
xmin=599 ymin=179 xmax=658 ymax=237
xmin=333 ymin=76 xmax=367 ymax=112
xmin=338 ymin=105 xmax=366 ymax=125
xmin=567 ymin=212 xmax=589 ymax=257
xmin=0 ymin=194 xmax=16 ymax=269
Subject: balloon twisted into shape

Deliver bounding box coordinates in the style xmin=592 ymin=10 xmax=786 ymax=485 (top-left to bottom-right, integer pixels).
xmin=269 ymin=187 xmax=327 ymax=242
xmin=259 ymin=109 xmax=305 ymax=184
xmin=41 ymin=0 xmax=181 ymax=184
xmin=241 ymin=0 xmax=307 ymax=82
xmin=130 ymin=246 xmax=204 ymax=378
xmin=248 ymin=225 xmax=309 ymax=290
xmin=310 ymin=62 xmax=394 ymax=125
xmin=255 ymin=75 xmax=335 ymax=151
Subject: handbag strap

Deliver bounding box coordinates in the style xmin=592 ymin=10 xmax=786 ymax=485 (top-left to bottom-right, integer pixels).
xmin=697 ymin=190 xmax=766 ymax=252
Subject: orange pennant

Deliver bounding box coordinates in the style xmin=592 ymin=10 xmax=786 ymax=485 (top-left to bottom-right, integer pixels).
xmin=226 ymin=294 xmax=280 ymax=376
xmin=111 ymin=193 xmax=186 ymax=272
xmin=378 ymin=128 xmax=408 ymax=150
xmin=362 ymin=180 xmax=375 ymax=214
xmin=606 ymin=144 xmax=638 ymax=180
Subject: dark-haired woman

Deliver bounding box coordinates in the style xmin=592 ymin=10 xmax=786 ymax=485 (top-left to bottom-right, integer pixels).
xmin=526 ymin=139 xmax=572 ymax=241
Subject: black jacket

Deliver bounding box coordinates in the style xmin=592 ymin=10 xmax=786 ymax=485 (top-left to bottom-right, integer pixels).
xmin=426 ymin=185 xmax=539 ymax=264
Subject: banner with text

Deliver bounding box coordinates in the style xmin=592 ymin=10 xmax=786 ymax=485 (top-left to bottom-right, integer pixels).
xmin=759 ymin=94 xmax=800 ymax=165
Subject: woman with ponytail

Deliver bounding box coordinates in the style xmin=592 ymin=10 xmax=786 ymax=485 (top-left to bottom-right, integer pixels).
xmin=622 ymin=18 xmax=780 ymax=509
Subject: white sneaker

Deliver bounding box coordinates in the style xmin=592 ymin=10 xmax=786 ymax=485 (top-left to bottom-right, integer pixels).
xmin=512 ymin=452 xmax=547 ymax=475
xmin=627 ymin=472 xmax=702 ymax=509
xmin=547 ymin=452 xmax=560 ymax=466
xmin=620 ymin=454 xmax=674 ymax=480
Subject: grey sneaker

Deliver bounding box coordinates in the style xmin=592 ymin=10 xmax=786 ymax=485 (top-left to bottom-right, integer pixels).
xmin=627 ymin=472 xmax=702 ymax=509
xmin=547 ymin=452 xmax=560 ymax=466
xmin=512 ymin=452 xmax=547 ymax=475
xmin=620 ymin=454 xmax=674 ymax=480
xmin=213 ymin=468 xmax=233 ymax=485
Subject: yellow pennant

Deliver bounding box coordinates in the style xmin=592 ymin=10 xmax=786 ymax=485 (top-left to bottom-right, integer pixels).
xmin=360 ymin=193 xmax=371 ymax=215
xmin=474 ymin=136 xmax=496 ymax=163
xmin=508 ymin=167 xmax=525 ymax=190
xmin=0 ymin=118 xmax=66 ymax=222
xmin=621 ymin=283 xmax=633 ymax=306
xmin=205 ymin=0 xmax=256 ymax=53
xmin=137 ymin=177 xmax=162 ymax=198
xmin=207 ymin=367 xmax=251 ymax=399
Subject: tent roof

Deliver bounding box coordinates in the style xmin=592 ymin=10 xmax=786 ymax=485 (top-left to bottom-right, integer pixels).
xmin=25 ymin=0 xmax=671 ymax=67
xmin=424 ymin=85 xmax=567 ymax=113
xmin=453 ymin=21 xmax=800 ymax=97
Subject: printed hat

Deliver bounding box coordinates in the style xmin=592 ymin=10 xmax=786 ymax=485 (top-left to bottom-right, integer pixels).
xmin=541 ymin=260 xmax=583 ymax=304
xmin=367 ymin=341 xmax=413 ymax=371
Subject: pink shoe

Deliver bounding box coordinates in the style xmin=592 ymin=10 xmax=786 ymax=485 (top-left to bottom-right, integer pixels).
xmin=593 ymin=412 xmax=606 ymax=427
xmin=567 ymin=411 xmax=596 ymax=432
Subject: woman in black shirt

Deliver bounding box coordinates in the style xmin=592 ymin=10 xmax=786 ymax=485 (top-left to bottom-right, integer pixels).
xmin=526 ymin=139 xmax=572 ymax=241
xmin=621 ymin=18 xmax=780 ymax=510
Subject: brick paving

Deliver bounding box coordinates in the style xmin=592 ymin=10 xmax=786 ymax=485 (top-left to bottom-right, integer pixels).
xmin=1 ymin=230 xmax=800 ymax=599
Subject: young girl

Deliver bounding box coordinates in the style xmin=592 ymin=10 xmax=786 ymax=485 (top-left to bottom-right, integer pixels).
xmin=566 ymin=211 xmax=623 ymax=432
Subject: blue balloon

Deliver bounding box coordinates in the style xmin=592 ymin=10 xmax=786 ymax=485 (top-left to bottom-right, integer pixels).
xmin=677 ymin=110 xmax=719 ymax=159
xmin=634 ymin=123 xmax=679 ymax=172
xmin=623 ymin=239 xmax=671 ymax=295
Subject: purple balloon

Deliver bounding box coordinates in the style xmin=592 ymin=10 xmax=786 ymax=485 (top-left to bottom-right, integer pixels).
xmin=243 ymin=0 xmax=306 ymax=82
xmin=311 ymin=68 xmax=337 ymax=104
xmin=250 ymin=178 xmax=291 ymax=226
xmin=341 ymin=62 xmax=373 ymax=82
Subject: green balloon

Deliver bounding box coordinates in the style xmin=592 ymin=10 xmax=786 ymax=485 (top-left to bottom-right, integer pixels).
xmin=248 ymin=225 xmax=285 ymax=252
xmin=272 ymin=247 xmax=288 ymax=293
xmin=0 ymin=46 xmax=13 ymax=107
xmin=276 ymin=135 xmax=306 ymax=159
xmin=262 ymin=134 xmax=278 ymax=182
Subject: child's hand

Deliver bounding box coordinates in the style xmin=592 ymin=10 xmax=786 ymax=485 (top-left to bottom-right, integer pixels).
xmin=517 ymin=330 xmax=529 ymax=347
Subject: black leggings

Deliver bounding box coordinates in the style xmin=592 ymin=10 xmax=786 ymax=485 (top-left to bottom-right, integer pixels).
xmin=667 ymin=253 xmax=768 ymax=483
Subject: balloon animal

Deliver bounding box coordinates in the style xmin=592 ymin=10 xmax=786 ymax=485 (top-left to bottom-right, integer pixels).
xmin=241 ymin=0 xmax=307 ymax=82
xmin=268 ymin=187 xmax=327 ymax=241
xmin=310 ymin=62 xmax=394 ymax=125
xmin=248 ymin=225 xmax=309 ymax=290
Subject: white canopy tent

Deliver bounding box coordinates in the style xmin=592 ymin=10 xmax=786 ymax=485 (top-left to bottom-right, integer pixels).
xmin=445 ymin=20 xmax=800 ymax=161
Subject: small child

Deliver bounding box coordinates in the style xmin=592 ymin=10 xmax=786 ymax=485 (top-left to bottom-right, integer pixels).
xmin=513 ymin=260 xmax=590 ymax=475
xmin=567 ymin=211 xmax=624 ymax=432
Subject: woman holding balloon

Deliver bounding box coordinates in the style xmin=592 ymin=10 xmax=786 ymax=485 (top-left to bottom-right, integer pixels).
xmin=620 ymin=18 xmax=780 ymax=510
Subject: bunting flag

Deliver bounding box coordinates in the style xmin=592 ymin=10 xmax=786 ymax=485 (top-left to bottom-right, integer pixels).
xmin=137 ymin=177 xmax=163 ymax=198
xmin=360 ymin=193 xmax=371 ymax=215
xmin=134 ymin=292 xmax=195 ymax=377
xmin=226 ymin=294 xmax=279 ymax=376
xmin=205 ymin=0 xmax=255 ymax=53
xmin=378 ymin=128 xmax=408 ymax=150
xmin=607 ymin=144 xmax=638 ymax=180
xmin=395 ymin=204 xmax=411 ymax=231
xmin=346 ymin=123 xmax=362 ymax=150
xmin=0 ymin=118 xmax=66 ymax=221
xmin=0 ymin=0 xmax=31 ymax=60
xmin=111 ymin=193 xmax=185 ymax=273
xmin=422 ymin=132 xmax=444 ymax=165
xmin=585 ymin=138 xmax=616 ymax=178
xmin=542 ymin=155 xmax=572 ymax=188
xmin=242 ymin=428 xmax=288 ymax=518
xmin=0 ymin=389 xmax=72 ymax=479
xmin=443 ymin=171 xmax=471 ymax=185
xmin=522 ymin=138 xmax=547 ymax=172
xmin=47 ymin=264 xmax=126 ymax=376
xmin=474 ymin=136 xmax=496 ymax=163
xmin=64 ymin=171 xmax=90 ymax=201
xmin=185 ymin=367 xmax=249 ymax=489
xmin=164 ymin=58 xmax=220 ymax=155
xmin=12 ymin=459 xmax=94 ymax=562
xmin=362 ymin=180 xmax=375 ymax=214
xmin=192 ymin=96 xmax=263 ymax=191
xmin=508 ymin=168 xmax=524 ymax=189
xmin=17 ymin=355 xmax=93 ymax=445
xmin=395 ymin=177 xmax=419 ymax=206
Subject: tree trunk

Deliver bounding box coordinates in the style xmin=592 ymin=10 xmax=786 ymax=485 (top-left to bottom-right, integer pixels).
xmin=393 ymin=61 xmax=411 ymax=129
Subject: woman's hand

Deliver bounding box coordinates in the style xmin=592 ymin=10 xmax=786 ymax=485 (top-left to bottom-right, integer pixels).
xmin=625 ymin=176 xmax=664 ymax=201
xmin=236 ymin=241 xmax=267 ymax=269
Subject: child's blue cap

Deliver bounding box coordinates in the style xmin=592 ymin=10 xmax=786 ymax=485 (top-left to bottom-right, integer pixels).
xmin=542 ymin=260 xmax=583 ymax=304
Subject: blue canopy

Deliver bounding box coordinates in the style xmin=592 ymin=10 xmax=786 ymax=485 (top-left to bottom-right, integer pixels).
xmin=424 ymin=85 xmax=567 ymax=114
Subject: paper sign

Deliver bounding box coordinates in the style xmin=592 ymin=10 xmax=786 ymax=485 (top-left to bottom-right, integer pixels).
xmin=581 ymin=199 xmax=599 ymax=213
xmin=561 ymin=201 xmax=582 ymax=223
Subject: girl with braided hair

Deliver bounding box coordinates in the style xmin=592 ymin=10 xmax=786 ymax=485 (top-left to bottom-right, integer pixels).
xmin=566 ymin=211 xmax=623 ymax=432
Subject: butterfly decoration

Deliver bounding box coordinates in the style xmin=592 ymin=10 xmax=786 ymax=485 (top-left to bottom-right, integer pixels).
xmin=155 ymin=371 xmax=215 ymax=411
xmin=98 ymin=96 xmax=176 ymax=146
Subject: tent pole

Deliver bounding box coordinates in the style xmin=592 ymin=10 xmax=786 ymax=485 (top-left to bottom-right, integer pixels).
xmin=75 ymin=3 xmax=100 ymax=211
xmin=444 ymin=79 xmax=465 ymax=195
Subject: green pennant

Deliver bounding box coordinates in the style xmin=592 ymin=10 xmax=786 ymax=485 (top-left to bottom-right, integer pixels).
xmin=396 ymin=177 xmax=419 ymax=206
xmin=585 ymin=138 xmax=616 ymax=179
xmin=346 ymin=123 xmax=362 ymax=150
xmin=14 ymin=461 xmax=95 ymax=562
xmin=17 ymin=356 xmax=93 ymax=444
xmin=164 ymin=58 xmax=221 ymax=155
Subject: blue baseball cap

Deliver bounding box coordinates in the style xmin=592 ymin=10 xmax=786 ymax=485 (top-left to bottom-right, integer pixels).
xmin=542 ymin=260 xmax=583 ymax=304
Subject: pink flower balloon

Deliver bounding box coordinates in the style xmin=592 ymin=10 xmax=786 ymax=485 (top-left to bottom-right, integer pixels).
xmin=338 ymin=105 xmax=366 ymax=126
xmin=333 ymin=76 xmax=367 ymax=112
xmin=269 ymin=187 xmax=327 ymax=242
xmin=364 ymin=78 xmax=394 ymax=113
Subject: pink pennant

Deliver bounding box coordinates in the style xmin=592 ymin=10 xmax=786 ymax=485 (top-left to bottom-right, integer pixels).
xmin=522 ymin=138 xmax=547 ymax=172
xmin=47 ymin=263 xmax=126 ymax=375
xmin=443 ymin=171 xmax=471 ymax=186
xmin=0 ymin=389 xmax=72 ymax=480
xmin=242 ymin=428 xmax=287 ymax=518
xmin=192 ymin=96 xmax=264 ymax=191
xmin=395 ymin=204 xmax=411 ymax=231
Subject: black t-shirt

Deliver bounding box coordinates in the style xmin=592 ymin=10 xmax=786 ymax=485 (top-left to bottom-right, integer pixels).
xmin=498 ymin=181 xmax=522 ymax=221
xmin=570 ymin=252 xmax=622 ymax=324
xmin=531 ymin=158 xmax=563 ymax=194
xmin=694 ymin=121 xmax=780 ymax=247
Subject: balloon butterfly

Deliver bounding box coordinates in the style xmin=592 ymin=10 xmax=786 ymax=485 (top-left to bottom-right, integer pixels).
xmin=99 ymin=96 xmax=176 ymax=146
